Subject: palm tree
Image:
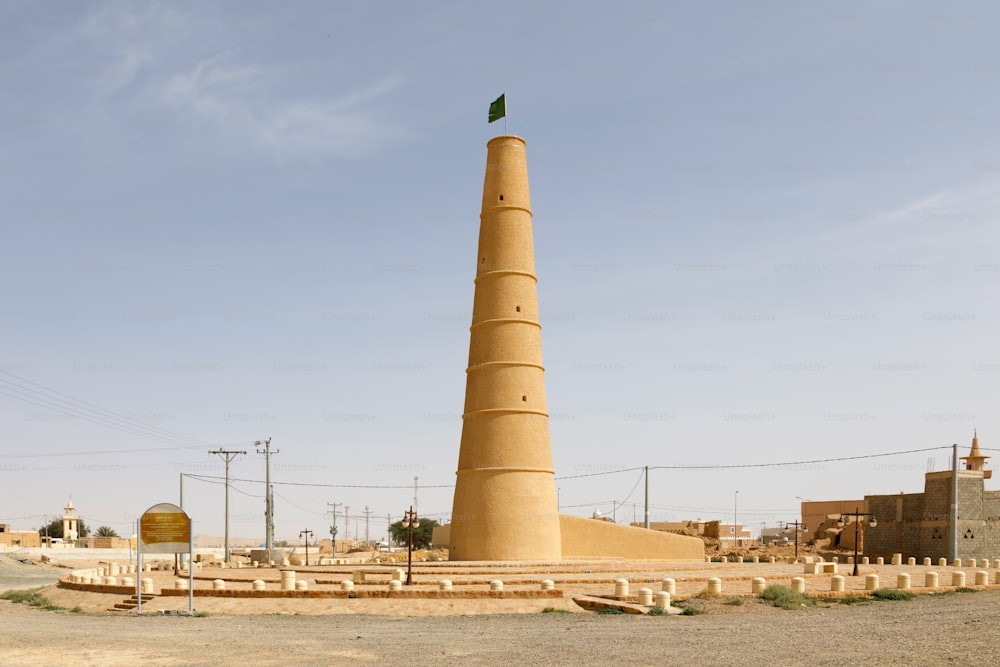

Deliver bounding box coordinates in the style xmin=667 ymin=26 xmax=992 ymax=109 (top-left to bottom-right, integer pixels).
xmin=95 ymin=526 xmax=119 ymax=538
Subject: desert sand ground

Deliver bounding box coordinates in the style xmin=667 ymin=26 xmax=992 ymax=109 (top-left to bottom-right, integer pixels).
xmin=4 ymin=550 xmax=1000 ymax=666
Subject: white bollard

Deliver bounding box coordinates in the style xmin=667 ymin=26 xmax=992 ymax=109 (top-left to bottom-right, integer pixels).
xmin=654 ymin=591 xmax=671 ymax=609
xmin=174 ymin=579 xmax=189 ymax=590
xmin=952 ymin=571 xmax=966 ymax=587
xmin=831 ymin=575 xmax=845 ymax=592
xmin=897 ymin=573 xmax=910 ymax=590
xmin=280 ymin=570 xmax=296 ymax=591
xmin=993 ymin=559 xmax=1000 ymax=570
xmin=939 ymin=558 xmax=948 ymax=567
xmin=768 ymin=556 xmax=776 ymax=564
xmin=252 ymin=580 xmax=266 ymax=591
xmin=975 ymin=571 xmax=988 ymax=586
xmin=751 ymin=577 xmax=766 ymax=595
xmin=340 ymin=580 xmax=354 ymax=592
xmin=876 ymin=557 xmax=884 ymax=566
xmin=952 ymin=559 xmax=961 ymax=568
xmin=540 ymin=580 xmax=554 ymax=591
xmin=923 ymin=558 xmax=932 ymax=566
xmin=752 ymin=556 xmax=759 ymax=563
xmin=614 ymin=578 xmax=629 ymax=598
xmin=865 ymin=574 xmax=879 ymax=591
xmin=891 ymin=553 xmax=902 ymax=566
xmin=907 ymin=557 xmax=916 ymax=566
xmin=995 ymin=572 xmax=1000 ymax=585
xmin=638 ymin=588 xmax=653 ymax=606
xmin=662 ymin=578 xmax=676 ymax=595
xmin=389 ymin=580 xmax=402 ymax=591
xmin=862 ymin=557 xmax=870 ymax=565
xmin=439 ymin=580 xmax=453 ymax=591
xmin=925 ymin=572 xmax=938 ymax=587
xmin=212 ymin=579 xmax=225 ymax=590
xmin=790 ymin=577 xmax=805 ymax=593
xmin=103 ymin=576 xmax=117 ymax=586
xmin=295 ymin=580 xmax=308 ymax=591
xmin=707 ymin=578 xmax=722 ymax=595
xmin=489 ymin=580 xmax=504 ymax=592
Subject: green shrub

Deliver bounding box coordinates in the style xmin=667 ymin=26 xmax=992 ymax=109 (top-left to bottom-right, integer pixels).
xmin=597 ymin=607 xmax=623 ymax=615
xmin=0 ymin=589 xmax=60 ymax=610
xmin=680 ymin=605 xmax=707 ymax=616
xmin=759 ymin=585 xmax=810 ymax=610
xmin=955 ymin=587 xmax=980 ymax=594
xmin=541 ymin=607 xmax=570 ymax=614
xmin=871 ymin=589 xmax=915 ymax=601
xmin=724 ymin=597 xmax=745 ymax=606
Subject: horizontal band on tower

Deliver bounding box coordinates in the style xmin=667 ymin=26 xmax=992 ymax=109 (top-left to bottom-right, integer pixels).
xmin=455 ymin=466 xmax=555 ymax=476
xmin=466 ymin=360 xmax=545 ymax=372
xmin=469 ymin=317 xmax=541 ymax=331
xmin=462 ymin=408 xmax=549 ymax=419
xmin=479 ymin=204 xmax=532 ymax=218
xmin=474 ymin=270 xmax=538 ymax=284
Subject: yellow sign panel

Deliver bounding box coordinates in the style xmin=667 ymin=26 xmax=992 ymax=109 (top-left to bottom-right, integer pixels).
xmin=140 ymin=503 xmax=191 ymax=554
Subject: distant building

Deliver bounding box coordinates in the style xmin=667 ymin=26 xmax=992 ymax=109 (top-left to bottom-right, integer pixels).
xmin=866 ymin=433 xmax=997 ymax=561
xmin=0 ymin=523 xmax=41 ymax=549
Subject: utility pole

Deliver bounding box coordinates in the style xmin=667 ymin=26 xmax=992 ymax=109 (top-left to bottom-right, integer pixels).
xmin=255 ymin=438 xmax=277 ymax=563
xmin=386 ymin=513 xmax=392 ymax=550
xmin=644 ymin=465 xmax=650 ymax=529
xmin=209 ymin=448 xmax=246 ymax=563
xmin=363 ymin=506 xmax=373 ymax=545
xmin=344 ymin=505 xmax=350 ymax=546
xmin=413 ymin=476 xmax=419 ymax=513
xmin=327 ymin=502 xmax=342 ymax=555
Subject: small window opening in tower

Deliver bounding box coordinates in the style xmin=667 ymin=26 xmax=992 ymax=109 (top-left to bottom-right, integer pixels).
xmin=498 ymin=194 xmax=504 ymax=201
xmin=522 ymin=395 xmax=527 ymax=402
xmin=516 ymin=306 xmax=521 ymax=313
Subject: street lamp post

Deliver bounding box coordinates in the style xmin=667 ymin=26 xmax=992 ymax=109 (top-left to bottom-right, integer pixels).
xmin=299 ymin=529 xmax=314 ymax=566
xmin=733 ymin=490 xmax=739 ymax=549
xmin=402 ymin=506 xmax=420 ymax=586
xmin=782 ymin=519 xmax=807 ymax=560
xmin=837 ymin=508 xmax=877 ymax=577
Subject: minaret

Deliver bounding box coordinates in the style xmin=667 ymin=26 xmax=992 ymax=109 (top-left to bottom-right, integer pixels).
xmin=449 ymin=135 xmax=561 ymax=561
xmin=961 ymin=430 xmax=991 ymax=479
xmin=62 ymin=498 xmax=79 ymax=541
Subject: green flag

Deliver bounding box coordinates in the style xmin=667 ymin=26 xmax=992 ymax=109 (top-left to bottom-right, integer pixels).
xmin=488 ymin=94 xmax=505 ymax=123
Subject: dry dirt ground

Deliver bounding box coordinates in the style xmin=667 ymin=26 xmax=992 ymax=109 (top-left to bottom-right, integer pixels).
xmin=4 ymin=590 xmax=1000 ymax=666
xmin=4 ymin=553 xmax=1000 ymax=665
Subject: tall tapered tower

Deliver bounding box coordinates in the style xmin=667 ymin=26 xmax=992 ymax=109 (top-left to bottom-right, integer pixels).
xmin=449 ymin=135 xmax=561 ymax=561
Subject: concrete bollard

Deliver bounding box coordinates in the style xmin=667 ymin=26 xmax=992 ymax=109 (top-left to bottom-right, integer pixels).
xmin=751 ymin=577 xmax=766 ymax=595
xmin=993 ymin=559 xmax=1000 ymax=570
xmin=615 ymin=579 xmax=629 ymax=598
xmin=212 ymin=579 xmax=225 ymax=590
xmin=923 ymin=558 xmax=932 ymax=566
xmin=952 ymin=559 xmax=961 ymax=568
xmin=174 ymin=579 xmax=189 ymax=590
xmin=143 ymin=563 xmax=152 ymax=572
xmin=831 ymin=575 xmax=845 ymax=592
xmin=891 ymin=553 xmax=902 ymax=566
xmin=489 ymin=580 xmax=504 ymax=592
xmin=122 ymin=577 xmax=134 ymax=587
xmin=865 ymin=574 xmax=879 ymax=591
xmin=706 ymin=578 xmax=722 ymax=595
xmin=862 ymin=557 xmax=870 ymax=565
xmin=662 ymin=578 xmax=676 ymax=595
xmin=876 ymin=557 xmax=884 ymax=566
xmin=907 ymin=557 xmax=916 ymax=566
xmin=995 ymin=572 xmax=1000 ymax=585
xmin=791 ymin=577 xmax=805 ymax=593
xmin=638 ymin=588 xmax=653 ymax=606
xmin=654 ymin=591 xmax=670 ymax=609
xmin=752 ymin=556 xmax=759 ymax=564
xmin=353 ymin=570 xmax=366 ymax=583
xmin=737 ymin=556 xmax=744 ymax=563
xmin=769 ymin=556 xmax=776 ymax=563
xmin=952 ymin=571 xmax=966 ymax=587
xmin=540 ymin=580 xmax=555 ymax=591
xmin=389 ymin=580 xmax=402 ymax=591
xmin=81 ymin=577 xmax=91 ymax=585
xmin=103 ymin=576 xmax=117 ymax=586
xmin=340 ymin=580 xmax=354 ymax=592
xmin=439 ymin=580 xmax=453 ymax=591
xmin=705 ymin=556 xmax=711 ymax=563
xmin=939 ymin=558 xmax=948 ymax=567
xmin=252 ymin=580 xmax=266 ymax=591
xmin=925 ymin=572 xmax=938 ymax=587
xmin=280 ymin=570 xmax=296 ymax=591
xmin=967 ymin=559 xmax=977 ymax=568
xmin=831 ymin=556 xmax=838 ymax=563
xmin=295 ymin=580 xmax=308 ymax=591
xmin=897 ymin=573 xmax=911 ymax=590
xmin=394 ymin=569 xmax=406 ymax=582
xmin=975 ymin=571 xmax=988 ymax=586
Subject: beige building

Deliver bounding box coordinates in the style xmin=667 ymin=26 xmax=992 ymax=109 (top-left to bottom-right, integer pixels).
xmin=0 ymin=524 xmax=41 ymax=549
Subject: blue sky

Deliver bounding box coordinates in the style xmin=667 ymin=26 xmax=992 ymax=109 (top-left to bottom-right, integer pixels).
xmin=2 ymin=1 xmax=998 ymax=543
